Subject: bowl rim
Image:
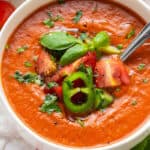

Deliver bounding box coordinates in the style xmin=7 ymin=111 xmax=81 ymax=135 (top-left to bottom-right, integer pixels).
xmin=0 ymin=0 xmax=150 ymax=150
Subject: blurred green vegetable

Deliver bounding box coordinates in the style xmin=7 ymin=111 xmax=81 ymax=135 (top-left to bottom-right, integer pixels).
xmin=131 ymin=135 xmax=150 ymax=150
xmin=94 ymin=88 xmax=113 ymax=109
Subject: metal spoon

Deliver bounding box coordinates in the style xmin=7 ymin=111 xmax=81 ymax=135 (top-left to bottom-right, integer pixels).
xmin=121 ymin=23 xmax=150 ymax=61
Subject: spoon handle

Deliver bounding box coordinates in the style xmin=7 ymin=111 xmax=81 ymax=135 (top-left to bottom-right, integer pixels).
xmin=121 ymin=23 xmax=150 ymax=61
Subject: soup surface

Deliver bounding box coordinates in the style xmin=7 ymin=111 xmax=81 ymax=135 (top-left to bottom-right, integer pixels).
xmin=2 ymin=0 xmax=150 ymax=147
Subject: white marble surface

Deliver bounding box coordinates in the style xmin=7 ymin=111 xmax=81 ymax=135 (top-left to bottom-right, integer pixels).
xmin=0 ymin=0 xmax=150 ymax=150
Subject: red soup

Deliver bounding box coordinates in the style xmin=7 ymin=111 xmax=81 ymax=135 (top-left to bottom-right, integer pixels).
xmin=2 ymin=0 xmax=150 ymax=147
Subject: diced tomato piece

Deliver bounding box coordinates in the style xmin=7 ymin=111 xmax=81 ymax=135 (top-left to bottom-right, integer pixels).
xmin=82 ymin=52 xmax=97 ymax=70
xmin=44 ymin=86 xmax=62 ymax=100
xmin=0 ymin=1 xmax=15 ymax=28
xmin=49 ymin=52 xmax=96 ymax=83
xmin=95 ymin=55 xmax=130 ymax=88
xmin=35 ymin=50 xmax=56 ymax=76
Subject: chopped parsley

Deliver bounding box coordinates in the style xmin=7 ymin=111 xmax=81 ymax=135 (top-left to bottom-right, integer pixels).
xmin=126 ymin=29 xmax=135 ymax=39
xmin=24 ymin=61 xmax=32 ymax=67
xmin=142 ymin=78 xmax=149 ymax=83
xmin=78 ymin=64 xmax=87 ymax=72
xmin=73 ymin=10 xmax=83 ymax=23
xmin=117 ymin=44 xmax=123 ymax=50
xmin=58 ymin=0 xmax=65 ymax=4
xmin=76 ymin=118 xmax=84 ymax=127
xmin=13 ymin=71 xmax=43 ymax=86
xmin=53 ymin=15 xmax=64 ymax=22
xmin=17 ymin=45 xmax=28 ymax=53
xmin=47 ymin=82 xmax=58 ymax=88
xmin=40 ymin=94 xmax=61 ymax=114
xmin=43 ymin=12 xmax=64 ymax=28
xmin=131 ymin=100 xmax=137 ymax=106
xmin=137 ymin=63 xmax=146 ymax=71
xmin=43 ymin=19 xmax=54 ymax=28
xmin=80 ymin=32 xmax=88 ymax=41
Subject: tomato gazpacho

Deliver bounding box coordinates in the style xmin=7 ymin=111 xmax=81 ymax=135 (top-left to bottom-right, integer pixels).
xmin=2 ymin=0 xmax=150 ymax=147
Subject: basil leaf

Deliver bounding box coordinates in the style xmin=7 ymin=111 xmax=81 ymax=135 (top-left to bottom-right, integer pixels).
xmin=40 ymin=32 xmax=78 ymax=50
xmin=60 ymin=43 xmax=88 ymax=66
xmin=40 ymin=94 xmax=61 ymax=114
xmin=93 ymin=31 xmax=110 ymax=49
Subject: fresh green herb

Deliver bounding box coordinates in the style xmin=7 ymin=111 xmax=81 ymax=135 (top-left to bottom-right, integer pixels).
xmin=137 ymin=63 xmax=146 ymax=71
xmin=126 ymin=29 xmax=135 ymax=39
xmin=24 ymin=61 xmax=32 ymax=67
xmin=47 ymin=12 xmax=64 ymax=21
xmin=13 ymin=71 xmax=43 ymax=86
xmin=60 ymin=43 xmax=88 ymax=66
xmin=94 ymin=88 xmax=114 ymax=109
xmin=78 ymin=64 xmax=87 ymax=72
xmin=17 ymin=45 xmax=28 ymax=53
xmin=13 ymin=71 xmax=25 ymax=83
xmin=93 ymin=31 xmax=110 ymax=48
xmin=41 ymin=31 xmax=121 ymax=66
xmin=73 ymin=10 xmax=83 ymax=23
xmin=40 ymin=32 xmax=78 ymax=51
xmin=76 ymin=118 xmax=84 ymax=127
xmin=131 ymin=100 xmax=137 ymax=106
xmin=80 ymin=32 xmax=88 ymax=41
xmin=53 ymin=15 xmax=64 ymax=22
xmin=40 ymin=94 xmax=61 ymax=114
xmin=44 ymin=12 xmax=64 ymax=28
xmin=43 ymin=19 xmax=54 ymax=28
xmin=47 ymin=82 xmax=58 ymax=88
xmin=142 ymin=78 xmax=149 ymax=83
xmin=132 ymin=135 xmax=150 ymax=150
xmin=117 ymin=44 xmax=123 ymax=50
xmin=58 ymin=0 xmax=65 ymax=4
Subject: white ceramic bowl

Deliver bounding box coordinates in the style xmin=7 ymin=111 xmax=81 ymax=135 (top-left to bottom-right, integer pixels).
xmin=0 ymin=0 xmax=150 ymax=150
